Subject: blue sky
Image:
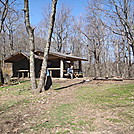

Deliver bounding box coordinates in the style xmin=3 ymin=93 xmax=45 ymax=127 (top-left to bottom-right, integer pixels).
xmin=29 ymin=0 xmax=88 ymax=25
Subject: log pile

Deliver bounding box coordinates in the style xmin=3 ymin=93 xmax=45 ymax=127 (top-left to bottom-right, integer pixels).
xmin=93 ymin=76 xmax=123 ymax=81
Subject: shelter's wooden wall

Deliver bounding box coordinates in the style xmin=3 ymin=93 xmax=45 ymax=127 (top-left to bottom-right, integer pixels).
xmin=2 ymin=63 xmax=12 ymax=76
xmin=49 ymin=59 xmax=60 ymax=68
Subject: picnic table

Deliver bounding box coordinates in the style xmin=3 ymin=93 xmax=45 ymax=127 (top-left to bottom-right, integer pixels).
xmin=17 ymin=70 xmax=29 ymax=78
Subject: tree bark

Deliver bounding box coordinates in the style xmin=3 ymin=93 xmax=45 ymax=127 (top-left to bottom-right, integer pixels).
xmin=0 ymin=0 xmax=9 ymax=33
xmin=128 ymin=45 xmax=132 ymax=78
xmin=24 ymin=0 xmax=37 ymax=90
xmin=0 ymin=0 xmax=9 ymax=85
xmin=37 ymin=0 xmax=58 ymax=93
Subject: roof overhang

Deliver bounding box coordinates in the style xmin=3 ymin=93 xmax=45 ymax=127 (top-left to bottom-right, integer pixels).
xmin=4 ymin=51 xmax=88 ymax=63
xmin=4 ymin=52 xmax=42 ymax=63
xmin=4 ymin=52 xmax=28 ymax=62
xmin=36 ymin=50 xmax=88 ymax=61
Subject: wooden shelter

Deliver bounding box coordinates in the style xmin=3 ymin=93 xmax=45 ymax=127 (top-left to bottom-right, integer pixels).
xmin=4 ymin=50 xmax=87 ymax=78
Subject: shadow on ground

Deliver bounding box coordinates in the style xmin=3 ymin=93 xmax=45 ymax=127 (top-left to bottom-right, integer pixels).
xmin=54 ymin=80 xmax=85 ymax=90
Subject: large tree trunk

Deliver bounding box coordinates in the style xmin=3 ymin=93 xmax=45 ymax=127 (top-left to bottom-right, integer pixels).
xmin=0 ymin=0 xmax=9 ymax=85
xmin=37 ymin=0 xmax=58 ymax=93
xmin=24 ymin=0 xmax=37 ymax=90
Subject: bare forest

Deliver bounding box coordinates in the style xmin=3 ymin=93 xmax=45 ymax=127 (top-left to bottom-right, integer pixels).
xmin=0 ymin=0 xmax=134 ymax=79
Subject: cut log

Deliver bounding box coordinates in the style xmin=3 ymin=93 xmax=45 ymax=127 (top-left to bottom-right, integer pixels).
xmin=93 ymin=77 xmax=123 ymax=81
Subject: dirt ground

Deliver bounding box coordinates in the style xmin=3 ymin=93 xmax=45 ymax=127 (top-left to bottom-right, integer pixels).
xmin=0 ymin=78 xmax=134 ymax=134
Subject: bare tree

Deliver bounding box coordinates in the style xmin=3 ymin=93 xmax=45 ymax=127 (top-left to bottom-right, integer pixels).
xmin=75 ymin=1 xmax=108 ymax=77
xmin=0 ymin=0 xmax=22 ymax=59
xmin=69 ymin=17 xmax=85 ymax=57
xmin=15 ymin=23 xmax=29 ymax=51
xmin=98 ymin=0 xmax=134 ymax=58
xmin=24 ymin=0 xmax=37 ymax=90
xmin=0 ymin=0 xmax=9 ymax=67
xmin=79 ymin=0 xmax=134 ymax=78
xmin=41 ymin=4 xmax=72 ymax=53
xmin=0 ymin=0 xmax=11 ymax=84
xmin=52 ymin=4 xmax=71 ymax=52
xmin=0 ymin=0 xmax=9 ymax=33
xmin=5 ymin=8 xmax=22 ymax=54
xmin=37 ymin=0 xmax=58 ymax=93
xmin=96 ymin=0 xmax=134 ymax=77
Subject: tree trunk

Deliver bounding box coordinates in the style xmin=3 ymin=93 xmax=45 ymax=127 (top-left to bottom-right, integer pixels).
xmin=0 ymin=0 xmax=9 ymax=85
xmin=37 ymin=0 xmax=58 ymax=93
xmin=128 ymin=45 xmax=132 ymax=78
xmin=24 ymin=0 xmax=37 ymax=90
xmin=0 ymin=0 xmax=9 ymax=33
xmin=131 ymin=43 xmax=134 ymax=63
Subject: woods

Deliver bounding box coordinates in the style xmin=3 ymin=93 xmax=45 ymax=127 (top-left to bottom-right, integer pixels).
xmin=0 ymin=0 xmax=134 ymax=87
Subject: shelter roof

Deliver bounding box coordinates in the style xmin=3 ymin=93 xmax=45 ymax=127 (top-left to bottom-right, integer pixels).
xmin=5 ymin=50 xmax=88 ymax=62
xmin=4 ymin=51 xmax=42 ymax=62
xmin=36 ymin=50 xmax=88 ymax=61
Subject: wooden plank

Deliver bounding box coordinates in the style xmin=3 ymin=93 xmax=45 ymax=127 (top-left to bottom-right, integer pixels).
xmin=17 ymin=70 xmax=29 ymax=72
xmin=47 ymin=68 xmax=60 ymax=70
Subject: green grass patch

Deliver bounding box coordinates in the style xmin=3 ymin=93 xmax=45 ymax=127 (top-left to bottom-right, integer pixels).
xmin=52 ymin=82 xmax=61 ymax=90
xmin=0 ymin=98 xmax=31 ymax=112
xmin=30 ymin=102 xmax=95 ymax=132
xmin=31 ymin=103 xmax=75 ymax=130
xmin=0 ymin=80 xmax=31 ymax=93
xmin=56 ymin=130 xmax=71 ymax=134
xmin=76 ymin=83 xmax=134 ymax=125
xmin=119 ymin=112 xmax=134 ymax=123
xmin=106 ymin=118 xmax=122 ymax=123
xmin=0 ymin=81 xmax=32 ymax=97
xmin=77 ymin=84 xmax=134 ymax=107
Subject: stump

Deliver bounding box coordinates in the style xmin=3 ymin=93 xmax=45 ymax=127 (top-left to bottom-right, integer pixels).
xmin=0 ymin=68 xmax=4 ymax=86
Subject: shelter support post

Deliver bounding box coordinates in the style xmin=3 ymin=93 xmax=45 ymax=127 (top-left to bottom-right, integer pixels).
xmin=60 ymin=59 xmax=64 ymax=78
xmin=79 ymin=61 xmax=82 ymax=72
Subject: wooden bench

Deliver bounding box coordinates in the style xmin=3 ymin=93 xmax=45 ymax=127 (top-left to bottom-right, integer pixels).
xmin=64 ymin=72 xmax=83 ymax=78
xmin=74 ymin=73 xmax=83 ymax=78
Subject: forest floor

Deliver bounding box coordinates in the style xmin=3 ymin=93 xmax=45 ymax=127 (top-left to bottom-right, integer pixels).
xmin=0 ymin=78 xmax=134 ymax=134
